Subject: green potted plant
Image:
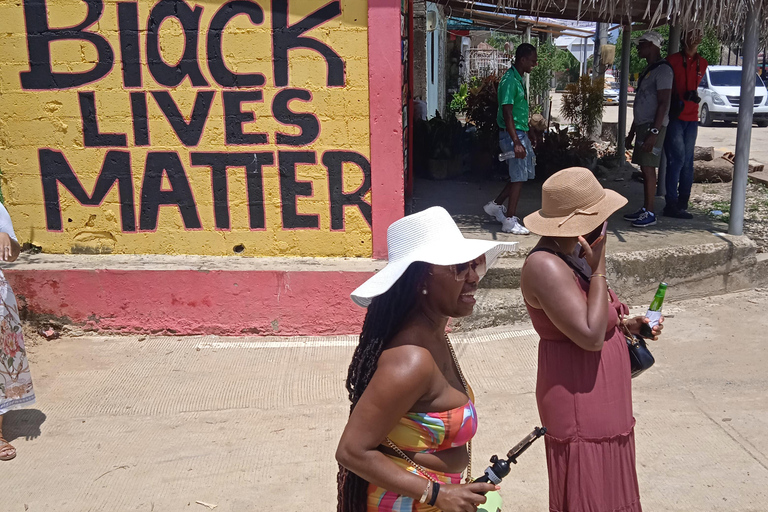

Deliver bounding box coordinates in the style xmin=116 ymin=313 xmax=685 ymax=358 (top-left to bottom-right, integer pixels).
xmin=465 ymin=75 xmax=500 ymax=177
xmin=420 ymin=112 xmax=464 ymax=180
xmin=559 ymin=75 xmax=603 ymax=170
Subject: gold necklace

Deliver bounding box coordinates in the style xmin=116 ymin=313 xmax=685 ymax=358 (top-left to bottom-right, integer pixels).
xmin=385 ymin=334 xmax=474 ymax=485
xmin=443 ymin=333 xmax=473 ymax=483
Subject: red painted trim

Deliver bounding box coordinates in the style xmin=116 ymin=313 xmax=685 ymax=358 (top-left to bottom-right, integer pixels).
xmin=5 ymin=269 xmax=371 ymax=336
xmin=368 ymin=0 xmax=404 ymax=260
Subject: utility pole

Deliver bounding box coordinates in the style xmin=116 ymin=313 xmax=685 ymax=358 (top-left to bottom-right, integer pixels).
xmin=525 ymin=26 xmax=531 ymax=102
xmin=730 ymin=3 xmax=762 ymax=235
xmin=592 ymin=23 xmax=601 ymax=80
xmin=617 ymin=26 xmax=631 ymax=159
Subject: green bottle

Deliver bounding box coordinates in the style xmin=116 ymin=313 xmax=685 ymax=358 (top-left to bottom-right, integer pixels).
xmin=640 ymin=282 xmax=667 ymax=338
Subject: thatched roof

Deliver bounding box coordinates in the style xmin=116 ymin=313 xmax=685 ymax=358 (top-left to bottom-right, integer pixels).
xmin=444 ymin=1 xmax=767 ymax=42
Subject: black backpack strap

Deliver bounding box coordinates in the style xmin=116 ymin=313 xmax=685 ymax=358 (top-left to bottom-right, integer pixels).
xmin=637 ymin=59 xmax=673 ymax=91
xmin=527 ymin=247 xmax=592 ymax=283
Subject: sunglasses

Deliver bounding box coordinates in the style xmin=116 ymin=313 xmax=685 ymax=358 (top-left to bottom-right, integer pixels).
xmin=432 ymin=256 xmax=487 ymax=282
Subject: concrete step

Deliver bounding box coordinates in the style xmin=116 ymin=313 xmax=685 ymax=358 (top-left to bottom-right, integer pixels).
xmin=5 ymin=234 xmax=765 ymax=336
xmin=454 ymin=233 xmax=767 ymax=332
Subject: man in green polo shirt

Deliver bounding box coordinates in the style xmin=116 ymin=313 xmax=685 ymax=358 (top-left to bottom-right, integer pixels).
xmin=483 ymin=43 xmax=538 ymax=235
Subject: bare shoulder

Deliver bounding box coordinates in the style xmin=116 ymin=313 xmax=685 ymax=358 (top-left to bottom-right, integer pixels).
xmin=523 ymin=250 xmax=570 ymax=278
xmin=522 ymin=250 xmax=577 ymax=301
xmin=377 ymin=330 xmax=435 ymax=384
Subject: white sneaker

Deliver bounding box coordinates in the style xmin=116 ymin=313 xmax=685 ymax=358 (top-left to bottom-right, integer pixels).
xmin=483 ymin=201 xmax=507 ymax=223
xmin=501 ymin=216 xmax=530 ymax=235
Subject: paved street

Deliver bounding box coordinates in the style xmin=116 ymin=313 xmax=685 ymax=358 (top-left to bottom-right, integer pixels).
xmin=4 ymin=290 xmax=768 ymax=511
xmin=552 ymin=93 xmax=768 ymax=164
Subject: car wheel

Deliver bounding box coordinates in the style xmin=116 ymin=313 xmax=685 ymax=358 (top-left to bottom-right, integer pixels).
xmin=757 ymin=120 xmax=768 ymax=128
xmin=700 ymin=104 xmax=713 ymax=127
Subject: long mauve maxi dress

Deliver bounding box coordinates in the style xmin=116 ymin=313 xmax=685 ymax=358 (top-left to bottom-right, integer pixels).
xmin=525 ymin=268 xmax=641 ymax=512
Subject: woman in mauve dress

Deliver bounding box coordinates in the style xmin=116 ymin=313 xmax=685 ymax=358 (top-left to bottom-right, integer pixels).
xmin=0 ymin=202 xmax=34 ymax=461
xmin=520 ymin=168 xmax=664 ymax=512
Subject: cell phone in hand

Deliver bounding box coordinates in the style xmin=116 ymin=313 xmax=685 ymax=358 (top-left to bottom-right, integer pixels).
xmin=579 ymin=221 xmax=608 ymax=258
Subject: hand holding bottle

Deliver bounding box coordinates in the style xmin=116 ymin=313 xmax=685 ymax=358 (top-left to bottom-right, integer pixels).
xmin=638 ymin=282 xmax=667 ymax=338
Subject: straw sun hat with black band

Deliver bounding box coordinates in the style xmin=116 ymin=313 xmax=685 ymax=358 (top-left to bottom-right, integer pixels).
xmin=523 ymin=167 xmax=628 ymax=238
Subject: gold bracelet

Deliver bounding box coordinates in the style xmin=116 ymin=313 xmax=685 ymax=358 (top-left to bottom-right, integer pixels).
xmin=591 ymin=273 xmax=607 ymax=279
xmin=419 ymin=480 xmax=432 ymax=504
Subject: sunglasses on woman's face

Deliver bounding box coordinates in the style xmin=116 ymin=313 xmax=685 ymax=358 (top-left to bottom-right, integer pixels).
xmin=439 ymin=256 xmax=487 ymax=282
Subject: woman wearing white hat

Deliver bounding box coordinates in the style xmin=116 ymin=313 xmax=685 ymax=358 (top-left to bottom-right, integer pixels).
xmin=521 ymin=168 xmax=664 ymax=512
xmin=335 ymin=207 xmax=516 ymax=512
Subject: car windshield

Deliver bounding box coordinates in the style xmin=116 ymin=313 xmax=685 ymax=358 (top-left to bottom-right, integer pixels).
xmin=709 ymin=70 xmax=765 ymax=88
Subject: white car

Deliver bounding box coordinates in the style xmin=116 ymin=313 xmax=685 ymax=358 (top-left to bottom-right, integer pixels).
xmin=603 ymin=81 xmax=620 ymax=104
xmin=698 ymin=65 xmax=768 ymax=127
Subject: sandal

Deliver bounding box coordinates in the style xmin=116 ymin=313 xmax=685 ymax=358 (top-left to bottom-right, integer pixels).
xmin=0 ymin=437 xmax=16 ymax=461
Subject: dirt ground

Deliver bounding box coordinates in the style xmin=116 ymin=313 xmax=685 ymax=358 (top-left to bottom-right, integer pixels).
xmin=690 ymin=181 xmax=768 ymax=252
xmin=3 ymin=289 xmax=768 ymax=511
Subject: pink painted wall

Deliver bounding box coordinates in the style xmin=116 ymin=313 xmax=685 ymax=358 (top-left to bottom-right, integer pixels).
xmin=368 ymin=0 xmax=405 ymax=260
xmin=5 ymin=270 xmax=372 ymax=336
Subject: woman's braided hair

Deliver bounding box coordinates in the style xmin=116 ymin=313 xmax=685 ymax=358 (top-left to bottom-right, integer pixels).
xmin=336 ymin=262 xmax=430 ymax=512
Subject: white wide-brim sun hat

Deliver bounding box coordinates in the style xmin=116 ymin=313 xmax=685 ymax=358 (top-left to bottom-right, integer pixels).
xmin=351 ymin=207 xmax=518 ymax=307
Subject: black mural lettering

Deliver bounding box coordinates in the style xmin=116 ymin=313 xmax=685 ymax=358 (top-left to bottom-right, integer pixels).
xmin=272 ymin=0 xmax=344 ymax=87
xmin=140 ymin=152 xmax=202 ymax=230
xmin=130 ymin=92 xmax=149 ymax=146
xmin=20 ymin=0 xmax=113 ymax=89
xmin=190 ymin=152 xmax=274 ymax=230
xmin=146 ymin=0 xmax=208 ymax=87
xmin=222 ymin=91 xmax=268 ymax=145
xmin=207 ymin=1 xmax=265 ymax=88
xmin=244 ymin=152 xmax=274 ymax=229
xmin=79 ymin=92 xmax=128 ymax=147
xmin=117 ymin=2 xmax=142 ymax=87
xmin=151 ymin=90 xmax=215 ymax=146
xmin=39 ymin=149 xmax=136 ymax=231
xmin=278 ymin=151 xmax=318 ymax=229
xmin=273 ymin=89 xmax=320 ymax=146
xmin=323 ymin=151 xmax=372 ymax=230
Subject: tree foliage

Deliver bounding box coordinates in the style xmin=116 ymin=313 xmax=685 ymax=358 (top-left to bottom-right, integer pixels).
xmin=561 ymin=75 xmax=605 ymax=136
xmin=529 ymin=41 xmax=560 ymax=113
xmin=487 ymin=32 xmax=521 ymax=52
xmin=465 ymin=75 xmax=500 ymax=150
xmin=615 ymin=25 xmax=722 ymax=77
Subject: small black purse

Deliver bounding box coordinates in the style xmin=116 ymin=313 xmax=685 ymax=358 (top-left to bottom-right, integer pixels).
xmin=625 ymin=333 xmax=655 ymax=378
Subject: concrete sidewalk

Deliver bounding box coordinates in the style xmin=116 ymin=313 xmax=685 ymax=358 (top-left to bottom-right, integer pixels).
xmin=4 ymin=290 xmax=768 ymax=511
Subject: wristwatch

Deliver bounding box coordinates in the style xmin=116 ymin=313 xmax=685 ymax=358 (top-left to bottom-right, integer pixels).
xmin=649 ymin=127 xmax=660 ymax=135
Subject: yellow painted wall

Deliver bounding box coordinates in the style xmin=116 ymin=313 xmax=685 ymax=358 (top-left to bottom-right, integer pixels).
xmin=0 ymin=0 xmax=372 ymax=257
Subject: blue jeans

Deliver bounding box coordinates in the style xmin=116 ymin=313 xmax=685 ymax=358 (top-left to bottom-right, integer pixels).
xmin=499 ymin=130 xmax=535 ymax=182
xmin=664 ymin=119 xmax=698 ymax=210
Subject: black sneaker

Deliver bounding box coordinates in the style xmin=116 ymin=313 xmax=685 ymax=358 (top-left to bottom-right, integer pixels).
xmin=663 ymin=206 xmax=693 ymax=219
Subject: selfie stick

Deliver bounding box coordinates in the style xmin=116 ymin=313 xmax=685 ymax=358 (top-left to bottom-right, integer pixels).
xmin=472 ymin=426 xmax=547 ymax=490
